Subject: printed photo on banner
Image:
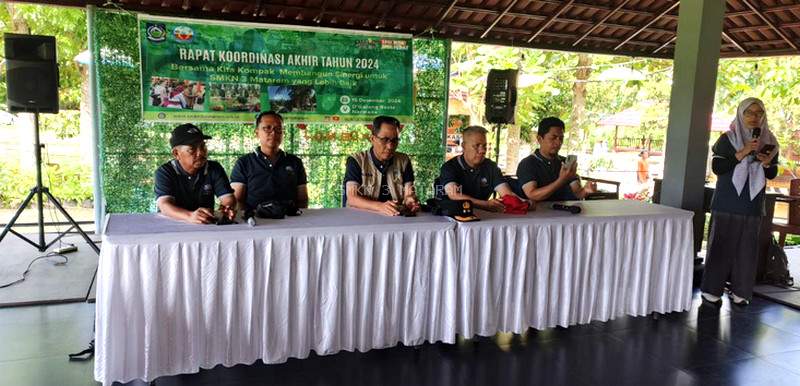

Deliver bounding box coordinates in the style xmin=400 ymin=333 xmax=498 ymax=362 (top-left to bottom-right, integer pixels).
xmin=208 ymin=83 xmax=261 ymax=112
xmin=268 ymin=85 xmax=317 ymax=114
xmin=148 ymin=77 xmax=205 ymax=111
xmin=446 ymin=114 xmax=470 ymax=160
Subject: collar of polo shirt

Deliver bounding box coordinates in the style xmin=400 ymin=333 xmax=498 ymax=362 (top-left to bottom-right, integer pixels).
xmin=368 ymin=147 xmax=393 ymax=170
xmin=255 ymin=147 xmax=284 ymax=166
xmin=457 ymin=154 xmax=480 ymax=173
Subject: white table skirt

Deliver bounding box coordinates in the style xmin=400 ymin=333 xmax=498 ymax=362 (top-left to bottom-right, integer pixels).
xmin=94 ymin=209 xmax=458 ymax=385
xmin=95 ymin=201 xmax=694 ymax=384
xmin=456 ymin=200 xmax=695 ymax=337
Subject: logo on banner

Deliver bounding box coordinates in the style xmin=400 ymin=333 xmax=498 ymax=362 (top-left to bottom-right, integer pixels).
xmin=381 ymin=39 xmax=408 ymax=50
xmin=146 ymin=23 xmax=167 ymax=43
xmin=173 ymin=26 xmax=194 ymax=43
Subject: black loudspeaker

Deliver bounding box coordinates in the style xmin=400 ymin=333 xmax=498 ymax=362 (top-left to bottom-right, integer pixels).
xmin=4 ymin=33 xmax=59 ymax=113
xmin=484 ymin=69 xmax=518 ymax=124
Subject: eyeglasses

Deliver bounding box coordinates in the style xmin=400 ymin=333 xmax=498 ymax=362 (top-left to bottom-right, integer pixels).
xmin=471 ymin=143 xmax=488 ymax=151
xmin=744 ymin=110 xmax=765 ymax=118
xmin=259 ymin=124 xmax=283 ymax=134
xmin=181 ymin=143 xmax=207 ymax=156
xmin=374 ymin=136 xmax=400 ymax=145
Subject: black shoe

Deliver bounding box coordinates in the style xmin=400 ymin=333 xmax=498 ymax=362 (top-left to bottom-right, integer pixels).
xmin=701 ymin=295 xmax=722 ymax=308
xmin=728 ymin=293 xmax=750 ymax=308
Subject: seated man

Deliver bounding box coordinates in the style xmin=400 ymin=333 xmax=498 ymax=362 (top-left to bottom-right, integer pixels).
xmin=343 ymin=115 xmax=420 ymax=216
xmin=438 ymin=125 xmax=527 ymax=212
xmin=516 ymin=117 xmax=596 ymax=202
xmin=154 ymin=123 xmax=236 ymax=224
xmin=231 ymin=111 xmax=309 ymax=210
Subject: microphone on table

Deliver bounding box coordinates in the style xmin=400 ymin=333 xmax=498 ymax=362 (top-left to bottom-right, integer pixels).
xmin=750 ymin=127 xmax=761 ymax=157
xmin=552 ymin=203 xmax=581 ymax=214
xmin=244 ymin=209 xmax=256 ymax=227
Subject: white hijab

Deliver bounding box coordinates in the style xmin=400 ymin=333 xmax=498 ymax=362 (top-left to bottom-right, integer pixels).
xmin=725 ymin=97 xmax=778 ymax=201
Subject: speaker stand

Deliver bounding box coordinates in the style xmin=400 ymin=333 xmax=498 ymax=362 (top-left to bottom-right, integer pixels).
xmin=493 ymin=123 xmax=504 ymax=164
xmin=0 ymin=112 xmax=99 ymax=255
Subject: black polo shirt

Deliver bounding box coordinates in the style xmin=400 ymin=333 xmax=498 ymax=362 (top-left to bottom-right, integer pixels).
xmin=230 ymin=148 xmax=308 ymax=210
xmin=516 ymin=150 xmax=578 ymax=201
xmin=342 ymin=148 xmax=415 ymax=206
xmin=438 ymin=155 xmax=505 ymax=201
xmin=154 ymin=160 xmax=234 ymax=211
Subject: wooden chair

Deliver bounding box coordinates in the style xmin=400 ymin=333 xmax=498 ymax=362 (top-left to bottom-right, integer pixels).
xmin=773 ymin=179 xmax=800 ymax=247
xmin=583 ymin=177 xmax=621 ymax=200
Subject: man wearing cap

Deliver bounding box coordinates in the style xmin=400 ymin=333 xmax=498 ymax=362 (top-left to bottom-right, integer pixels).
xmin=343 ymin=115 xmax=421 ymax=216
xmin=230 ymin=111 xmax=309 ymax=211
xmin=154 ymin=123 xmax=236 ymax=224
xmin=516 ymin=117 xmax=596 ymax=202
xmin=438 ymin=125 xmax=529 ymax=212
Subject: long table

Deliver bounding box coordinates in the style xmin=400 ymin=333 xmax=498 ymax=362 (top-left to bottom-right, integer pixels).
xmin=456 ymin=200 xmax=694 ymax=337
xmin=94 ymin=209 xmax=458 ymax=385
xmin=94 ymin=201 xmax=694 ymax=385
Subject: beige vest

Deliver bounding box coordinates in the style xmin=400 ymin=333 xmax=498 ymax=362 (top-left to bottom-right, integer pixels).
xmin=352 ymin=150 xmax=410 ymax=201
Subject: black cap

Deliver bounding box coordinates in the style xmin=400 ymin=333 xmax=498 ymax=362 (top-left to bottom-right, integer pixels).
xmin=438 ymin=199 xmax=480 ymax=222
xmin=170 ymin=123 xmax=211 ymax=147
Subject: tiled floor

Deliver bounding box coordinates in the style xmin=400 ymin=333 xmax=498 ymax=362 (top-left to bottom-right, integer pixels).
xmin=0 ymin=290 xmax=799 ymax=386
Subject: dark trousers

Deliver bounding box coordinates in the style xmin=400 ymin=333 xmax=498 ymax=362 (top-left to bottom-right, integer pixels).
xmin=701 ymin=211 xmax=761 ymax=299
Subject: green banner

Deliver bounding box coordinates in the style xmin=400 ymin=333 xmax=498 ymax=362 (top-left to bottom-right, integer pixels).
xmin=138 ymin=15 xmax=413 ymax=124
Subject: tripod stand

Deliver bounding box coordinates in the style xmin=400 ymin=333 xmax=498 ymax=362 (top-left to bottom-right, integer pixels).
xmin=0 ymin=112 xmax=99 ymax=255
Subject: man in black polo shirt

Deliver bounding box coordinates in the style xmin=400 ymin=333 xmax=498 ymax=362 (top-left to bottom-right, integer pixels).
xmin=343 ymin=115 xmax=420 ymax=216
xmin=230 ymin=111 xmax=309 ymax=210
xmin=154 ymin=123 xmax=236 ymax=224
xmin=438 ymin=125 xmax=523 ymax=212
xmin=516 ymin=117 xmax=596 ymax=202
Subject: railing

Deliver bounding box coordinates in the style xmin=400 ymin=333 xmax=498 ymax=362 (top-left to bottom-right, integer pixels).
xmin=614 ymin=137 xmax=664 ymax=152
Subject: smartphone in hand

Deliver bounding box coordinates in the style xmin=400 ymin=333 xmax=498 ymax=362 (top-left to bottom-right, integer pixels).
xmin=759 ymin=144 xmax=776 ymax=155
xmin=565 ymin=155 xmax=577 ymax=168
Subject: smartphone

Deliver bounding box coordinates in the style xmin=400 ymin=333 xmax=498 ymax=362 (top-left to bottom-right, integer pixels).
xmin=565 ymin=155 xmax=577 ymax=168
xmin=759 ymin=144 xmax=776 ymax=154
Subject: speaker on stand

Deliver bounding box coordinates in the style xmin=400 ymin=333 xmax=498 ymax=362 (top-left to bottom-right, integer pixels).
xmin=0 ymin=33 xmax=99 ymax=255
xmin=484 ymin=69 xmax=518 ymax=163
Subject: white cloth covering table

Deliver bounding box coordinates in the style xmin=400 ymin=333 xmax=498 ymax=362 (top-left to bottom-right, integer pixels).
xmin=455 ymin=200 xmax=694 ymax=338
xmin=94 ymin=209 xmax=458 ymax=385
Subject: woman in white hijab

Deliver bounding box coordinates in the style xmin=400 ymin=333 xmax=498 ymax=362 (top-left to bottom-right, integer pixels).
xmin=701 ymin=97 xmax=779 ymax=307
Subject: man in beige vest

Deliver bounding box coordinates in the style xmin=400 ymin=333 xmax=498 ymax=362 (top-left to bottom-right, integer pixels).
xmin=343 ymin=116 xmax=420 ymax=216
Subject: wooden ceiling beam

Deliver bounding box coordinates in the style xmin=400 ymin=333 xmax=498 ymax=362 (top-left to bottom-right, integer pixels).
xmin=376 ymin=0 xmax=398 ymax=29
xmin=652 ymin=35 xmax=676 ymax=54
xmin=721 ymin=30 xmax=747 ymax=53
xmin=614 ymin=1 xmax=679 ymax=51
xmin=527 ymin=0 xmax=574 ymax=43
xmin=480 ymin=0 xmax=521 ymax=39
xmin=433 ymin=0 xmax=459 ymax=30
xmin=740 ymin=0 xmax=799 ymax=50
xmin=728 ymin=21 xmax=800 ymax=34
xmin=572 ymin=0 xmax=633 ymax=46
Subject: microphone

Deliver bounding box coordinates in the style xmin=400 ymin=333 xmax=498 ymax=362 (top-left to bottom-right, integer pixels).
xmin=750 ymin=127 xmax=761 ymax=157
xmin=552 ymin=203 xmax=581 ymax=214
xmin=244 ymin=209 xmax=256 ymax=227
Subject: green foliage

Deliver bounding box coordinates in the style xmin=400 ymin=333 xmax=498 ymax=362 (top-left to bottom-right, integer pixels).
xmin=0 ymin=160 xmax=92 ymax=207
xmin=94 ymin=10 xmax=447 ymax=212
xmin=715 ymin=57 xmax=800 ymax=149
xmin=450 ymin=43 xmax=673 ymax=150
xmin=784 ymin=234 xmax=800 ymax=247
xmin=0 ymin=161 xmax=30 ymax=207
xmin=0 ymin=4 xmax=87 ymax=110
xmin=40 ymin=110 xmax=82 ymax=139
